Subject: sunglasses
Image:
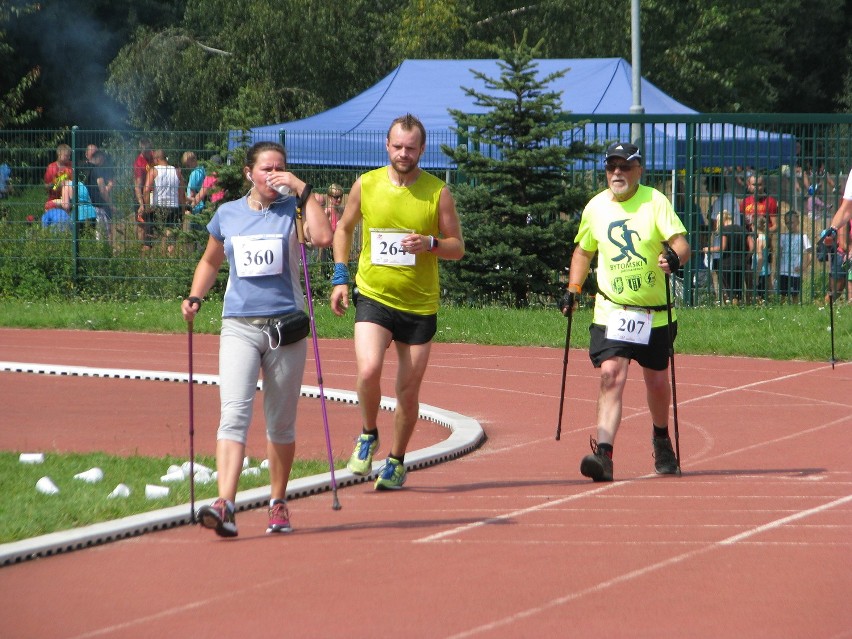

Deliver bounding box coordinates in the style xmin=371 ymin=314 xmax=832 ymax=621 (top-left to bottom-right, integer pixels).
xmin=605 ymin=163 xmax=638 ymax=173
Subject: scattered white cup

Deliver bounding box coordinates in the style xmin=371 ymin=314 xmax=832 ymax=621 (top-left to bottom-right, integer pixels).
xmin=36 ymin=476 xmax=60 ymax=495
xmin=182 ymin=461 xmax=212 ymax=475
xmin=108 ymin=483 xmax=131 ymax=499
xmin=73 ymin=467 xmax=104 ymax=483
xmin=194 ymin=470 xmax=213 ymax=484
xmin=259 ymin=459 xmax=270 ymax=470
xmin=145 ymin=484 xmax=169 ymax=499
xmin=241 ymin=467 xmax=260 ymax=477
xmin=19 ymin=453 xmax=45 ymax=464
xmin=160 ymin=469 xmax=185 ymax=483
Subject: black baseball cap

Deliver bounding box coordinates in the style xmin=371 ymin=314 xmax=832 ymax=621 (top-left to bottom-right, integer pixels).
xmin=605 ymin=142 xmax=642 ymax=163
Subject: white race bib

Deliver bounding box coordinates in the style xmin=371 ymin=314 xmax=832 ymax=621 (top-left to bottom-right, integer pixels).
xmin=605 ymin=309 xmax=653 ymax=344
xmin=370 ymin=228 xmax=415 ymax=266
xmin=232 ymin=234 xmax=284 ymax=278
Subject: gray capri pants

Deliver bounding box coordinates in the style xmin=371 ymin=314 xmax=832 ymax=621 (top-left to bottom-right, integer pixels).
xmin=218 ymin=317 xmax=307 ymax=446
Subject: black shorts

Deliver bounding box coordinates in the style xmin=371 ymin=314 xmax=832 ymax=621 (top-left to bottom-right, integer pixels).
xmin=353 ymin=289 xmax=437 ymax=345
xmin=588 ymin=322 xmax=676 ymax=371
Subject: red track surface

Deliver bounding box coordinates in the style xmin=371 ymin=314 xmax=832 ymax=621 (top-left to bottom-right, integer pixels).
xmin=1 ymin=328 xmax=850 ymax=638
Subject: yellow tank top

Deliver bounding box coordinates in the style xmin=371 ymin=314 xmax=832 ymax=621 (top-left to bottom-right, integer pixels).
xmin=355 ymin=166 xmax=444 ymax=314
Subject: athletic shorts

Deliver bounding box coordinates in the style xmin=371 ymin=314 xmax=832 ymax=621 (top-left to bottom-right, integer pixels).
xmin=353 ymin=289 xmax=437 ymax=345
xmin=588 ymin=322 xmax=676 ymax=371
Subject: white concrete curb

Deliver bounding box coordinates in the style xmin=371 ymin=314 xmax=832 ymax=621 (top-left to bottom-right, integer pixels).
xmin=0 ymin=362 xmax=485 ymax=566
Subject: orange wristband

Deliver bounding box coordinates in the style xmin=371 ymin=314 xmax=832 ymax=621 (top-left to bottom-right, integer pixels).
xmin=567 ymin=283 xmax=582 ymax=294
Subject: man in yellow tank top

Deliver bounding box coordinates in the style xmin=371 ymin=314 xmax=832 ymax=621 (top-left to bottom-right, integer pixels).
xmin=330 ymin=114 xmax=465 ymax=490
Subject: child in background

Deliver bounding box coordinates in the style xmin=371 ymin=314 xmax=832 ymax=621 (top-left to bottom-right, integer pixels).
xmin=778 ymin=211 xmax=812 ymax=305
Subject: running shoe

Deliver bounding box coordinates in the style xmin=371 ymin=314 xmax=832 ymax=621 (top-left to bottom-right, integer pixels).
xmin=374 ymin=457 xmax=407 ymax=490
xmin=652 ymin=436 xmax=679 ymax=475
xmin=579 ymin=437 xmax=614 ymax=482
xmin=266 ymin=500 xmax=293 ymax=534
xmin=197 ymin=497 xmax=238 ymax=538
xmin=347 ymin=433 xmax=378 ymax=476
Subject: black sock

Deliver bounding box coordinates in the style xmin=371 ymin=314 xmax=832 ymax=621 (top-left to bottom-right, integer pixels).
xmin=597 ymin=442 xmax=613 ymax=458
xmin=362 ymin=427 xmax=379 ymax=438
xmin=653 ymin=424 xmax=670 ymax=439
xmin=389 ymin=453 xmax=404 ymax=464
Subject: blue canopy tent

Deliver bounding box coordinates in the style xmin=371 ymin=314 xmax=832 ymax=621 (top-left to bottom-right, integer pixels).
xmin=240 ymin=58 xmax=794 ymax=170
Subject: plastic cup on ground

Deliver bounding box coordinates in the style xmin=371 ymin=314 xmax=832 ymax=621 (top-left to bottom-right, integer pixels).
xmin=73 ymin=467 xmax=104 ymax=483
xmin=108 ymin=483 xmax=131 ymax=499
xmin=36 ymin=476 xmax=60 ymax=495
xmin=160 ymin=469 xmax=185 ymax=482
xmin=241 ymin=467 xmax=260 ymax=477
xmin=19 ymin=453 xmax=45 ymax=464
xmin=145 ymin=484 xmax=169 ymax=499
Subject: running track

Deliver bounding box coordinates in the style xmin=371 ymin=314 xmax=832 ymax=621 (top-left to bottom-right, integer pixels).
xmin=1 ymin=328 xmax=850 ymax=638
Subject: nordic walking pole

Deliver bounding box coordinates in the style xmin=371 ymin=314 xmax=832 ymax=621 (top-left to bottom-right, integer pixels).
xmin=555 ymin=294 xmax=575 ymax=441
xmin=663 ymin=245 xmax=682 ymax=476
xmin=187 ymin=320 xmax=196 ymax=523
xmin=295 ymin=193 xmax=341 ymax=510
xmin=828 ymin=291 xmax=836 ymax=370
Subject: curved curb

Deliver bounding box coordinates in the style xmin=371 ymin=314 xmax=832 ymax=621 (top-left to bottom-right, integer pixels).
xmin=0 ymin=362 xmax=485 ymax=567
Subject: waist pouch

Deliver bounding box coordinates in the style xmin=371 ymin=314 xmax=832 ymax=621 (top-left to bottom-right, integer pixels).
xmin=251 ymin=311 xmax=310 ymax=347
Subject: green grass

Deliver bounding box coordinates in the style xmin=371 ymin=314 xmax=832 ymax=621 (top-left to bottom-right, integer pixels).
xmin=0 ymin=451 xmax=339 ymax=543
xmin=1 ymin=298 xmax=848 ymax=543
xmin=0 ymin=297 xmax=848 ymax=361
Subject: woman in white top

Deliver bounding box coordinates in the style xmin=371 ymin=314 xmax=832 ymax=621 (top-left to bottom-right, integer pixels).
xmin=142 ymin=149 xmax=185 ymax=252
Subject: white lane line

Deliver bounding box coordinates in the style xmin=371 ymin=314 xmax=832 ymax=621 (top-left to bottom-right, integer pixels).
xmin=415 ymin=414 xmax=851 ymax=544
xmin=443 ymin=494 xmax=852 ymax=639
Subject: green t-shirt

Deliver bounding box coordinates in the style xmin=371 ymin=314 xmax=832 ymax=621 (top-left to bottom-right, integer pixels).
xmin=575 ymin=184 xmax=687 ymax=328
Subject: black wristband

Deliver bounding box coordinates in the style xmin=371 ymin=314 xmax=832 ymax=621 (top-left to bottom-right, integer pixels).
xmin=298 ymin=184 xmax=313 ymax=210
xmin=187 ymin=296 xmax=202 ymax=310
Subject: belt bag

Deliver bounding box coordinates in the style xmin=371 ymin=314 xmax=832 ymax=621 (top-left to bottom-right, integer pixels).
xmin=251 ymin=311 xmax=310 ymax=347
xmin=272 ymin=310 xmax=310 ymax=346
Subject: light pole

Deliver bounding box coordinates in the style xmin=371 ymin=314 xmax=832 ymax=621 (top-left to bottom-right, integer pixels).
xmin=630 ymin=0 xmax=644 ymax=148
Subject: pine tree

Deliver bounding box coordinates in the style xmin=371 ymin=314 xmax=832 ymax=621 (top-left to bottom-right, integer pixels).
xmin=440 ymin=33 xmax=595 ymax=307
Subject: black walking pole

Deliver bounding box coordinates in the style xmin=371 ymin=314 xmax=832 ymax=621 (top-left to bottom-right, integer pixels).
xmin=295 ymin=191 xmax=342 ymax=510
xmin=663 ymin=246 xmax=682 ymax=475
xmin=828 ymin=291 xmax=836 ymax=370
xmin=555 ymin=301 xmax=574 ymax=441
xmin=187 ymin=320 xmax=196 ymax=523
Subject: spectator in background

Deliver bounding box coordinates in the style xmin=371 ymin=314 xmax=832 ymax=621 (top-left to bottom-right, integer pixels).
xmin=701 ymin=214 xmax=723 ymax=299
xmin=718 ymin=210 xmax=752 ymax=305
xmin=80 ymin=143 xmax=99 ymax=184
xmin=326 ymin=183 xmax=344 ymax=233
xmin=778 ymin=211 xmax=811 ymax=305
xmin=706 ymin=173 xmax=742 ymax=226
xmin=44 ymin=144 xmax=73 ymax=201
xmin=182 ymin=151 xmax=206 ymax=216
xmin=741 ymin=174 xmax=779 ymax=292
xmin=134 ymin=138 xmax=154 ymax=245
xmin=0 ymin=161 xmax=11 ymax=199
xmin=87 ymin=150 xmax=116 ymax=243
xmin=183 ymin=151 xmax=206 ymax=235
xmin=197 ymin=155 xmax=224 ymax=208
xmin=143 ymin=149 xmax=185 ymax=254
xmin=42 ymin=169 xmax=97 ymax=232
xmin=751 ymin=217 xmax=770 ymax=302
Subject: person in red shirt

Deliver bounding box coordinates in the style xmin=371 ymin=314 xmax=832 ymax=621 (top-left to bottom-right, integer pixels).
xmin=43 ymin=144 xmax=73 ymax=202
xmin=740 ymin=174 xmax=779 ymax=291
xmin=133 ymin=138 xmax=154 ymax=245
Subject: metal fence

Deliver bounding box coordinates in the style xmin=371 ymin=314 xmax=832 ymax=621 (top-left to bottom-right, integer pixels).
xmin=1 ymin=114 xmax=850 ymax=304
